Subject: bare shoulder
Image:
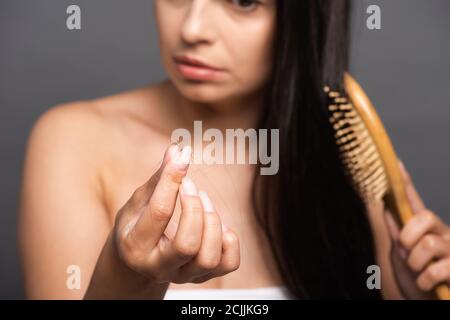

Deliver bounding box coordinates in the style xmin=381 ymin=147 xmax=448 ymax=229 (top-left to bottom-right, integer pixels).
xmin=29 ymin=100 xmax=105 ymax=151
xmin=21 ymin=99 xmax=111 ymax=219
xmin=27 ymin=83 xmax=168 ymax=159
xmin=30 ymin=86 xmax=149 ymax=139
xmin=24 ymin=101 xmax=107 ymax=192
xmin=23 ymin=83 xmax=172 ymax=220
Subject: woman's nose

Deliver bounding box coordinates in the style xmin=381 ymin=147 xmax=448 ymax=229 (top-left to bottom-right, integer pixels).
xmin=181 ymin=0 xmax=216 ymax=46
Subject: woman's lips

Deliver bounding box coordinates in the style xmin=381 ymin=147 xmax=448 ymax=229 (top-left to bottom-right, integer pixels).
xmin=173 ymin=56 xmax=225 ymax=81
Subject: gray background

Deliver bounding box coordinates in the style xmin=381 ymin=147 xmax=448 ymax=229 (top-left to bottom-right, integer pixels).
xmin=0 ymin=0 xmax=449 ymax=299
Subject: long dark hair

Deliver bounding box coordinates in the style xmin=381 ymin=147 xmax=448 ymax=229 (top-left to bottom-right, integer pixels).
xmin=253 ymin=0 xmax=382 ymax=299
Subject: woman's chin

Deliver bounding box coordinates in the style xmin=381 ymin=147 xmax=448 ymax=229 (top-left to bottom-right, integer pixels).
xmin=175 ymin=82 xmax=235 ymax=105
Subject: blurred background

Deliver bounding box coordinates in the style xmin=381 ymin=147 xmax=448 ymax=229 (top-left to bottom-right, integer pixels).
xmin=1 ymin=0 xmax=449 ymax=299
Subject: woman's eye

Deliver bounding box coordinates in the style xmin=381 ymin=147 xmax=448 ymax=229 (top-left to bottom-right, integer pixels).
xmin=228 ymin=0 xmax=260 ymax=11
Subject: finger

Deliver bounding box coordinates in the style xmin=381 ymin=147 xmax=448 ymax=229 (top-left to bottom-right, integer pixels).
xmin=164 ymin=220 xmax=179 ymax=241
xmin=131 ymin=145 xmax=192 ymax=248
xmin=178 ymin=191 xmax=223 ymax=280
xmin=407 ymin=234 xmax=450 ymax=273
xmin=398 ymin=160 xmax=426 ymax=213
xmin=122 ymin=144 xmax=179 ymax=215
xmin=135 ymin=143 xmax=181 ymax=203
xmin=204 ymin=227 xmax=240 ymax=279
xmin=416 ymin=257 xmax=450 ymax=292
xmin=157 ymin=177 xmax=204 ymax=270
xmin=190 ymin=272 xmax=216 ymax=284
xmin=399 ymin=209 xmax=446 ymax=251
xmin=117 ymin=144 xmax=182 ymax=233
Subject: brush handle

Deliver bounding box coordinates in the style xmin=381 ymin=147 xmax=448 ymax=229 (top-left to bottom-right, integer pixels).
xmin=435 ymin=285 xmax=450 ymax=300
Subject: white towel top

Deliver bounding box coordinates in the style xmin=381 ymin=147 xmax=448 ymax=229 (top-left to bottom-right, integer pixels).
xmin=164 ymin=286 xmax=294 ymax=300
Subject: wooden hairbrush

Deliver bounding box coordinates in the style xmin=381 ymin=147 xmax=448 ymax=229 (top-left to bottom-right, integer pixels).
xmin=324 ymin=73 xmax=450 ymax=300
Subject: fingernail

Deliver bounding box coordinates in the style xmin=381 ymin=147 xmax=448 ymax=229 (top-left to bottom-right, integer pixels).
xmin=181 ymin=177 xmax=197 ymax=196
xmin=222 ymin=223 xmax=228 ymax=232
xmin=199 ymin=191 xmax=215 ymax=213
xmin=168 ymin=144 xmax=181 ymax=161
xmin=174 ymin=145 xmax=192 ymax=168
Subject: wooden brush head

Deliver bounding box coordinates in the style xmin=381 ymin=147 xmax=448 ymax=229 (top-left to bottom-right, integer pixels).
xmin=324 ymin=73 xmax=414 ymax=225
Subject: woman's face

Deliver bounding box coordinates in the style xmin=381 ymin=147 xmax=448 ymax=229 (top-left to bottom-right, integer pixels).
xmin=154 ymin=0 xmax=276 ymax=105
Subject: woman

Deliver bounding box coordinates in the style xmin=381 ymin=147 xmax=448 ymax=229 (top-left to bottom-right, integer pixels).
xmin=18 ymin=0 xmax=450 ymax=299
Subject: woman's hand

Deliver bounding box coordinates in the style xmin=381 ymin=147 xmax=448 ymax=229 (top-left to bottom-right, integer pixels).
xmin=384 ymin=161 xmax=450 ymax=299
xmin=85 ymin=144 xmax=240 ymax=299
xmin=112 ymin=144 xmax=240 ymax=286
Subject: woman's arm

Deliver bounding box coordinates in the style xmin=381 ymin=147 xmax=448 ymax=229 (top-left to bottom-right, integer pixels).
xmin=18 ymin=103 xmax=115 ymax=299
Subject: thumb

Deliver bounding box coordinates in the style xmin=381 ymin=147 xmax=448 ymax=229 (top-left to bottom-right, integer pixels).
xmin=130 ymin=144 xmax=191 ymax=247
xmin=384 ymin=209 xmax=409 ymax=259
xmin=384 ymin=209 xmax=400 ymax=242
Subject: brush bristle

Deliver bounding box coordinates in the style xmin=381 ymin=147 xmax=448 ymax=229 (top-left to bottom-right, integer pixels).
xmin=324 ymin=86 xmax=388 ymax=202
